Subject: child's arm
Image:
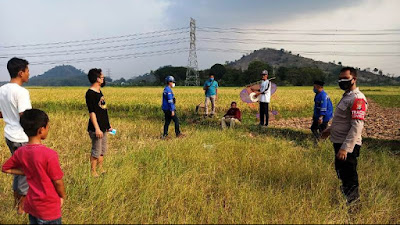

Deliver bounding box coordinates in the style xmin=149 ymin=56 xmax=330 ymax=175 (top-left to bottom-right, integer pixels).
xmin=52 ymin=179 xmax=66 ymax=206
xmin=2 ymin=168 xmax=24 ymax=175
xmin=2 ymin=154 xmax=22 ymax=175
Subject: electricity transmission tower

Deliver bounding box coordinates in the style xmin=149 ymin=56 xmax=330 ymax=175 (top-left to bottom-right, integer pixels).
xmin=185 ymin=18 xmax=200 ymax=86
xmin=106 ymin=68 xmax=111 ymax=78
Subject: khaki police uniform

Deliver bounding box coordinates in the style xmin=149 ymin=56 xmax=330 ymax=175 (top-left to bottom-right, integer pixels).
xmin=326 ymin=87 xmax=367 ymax=204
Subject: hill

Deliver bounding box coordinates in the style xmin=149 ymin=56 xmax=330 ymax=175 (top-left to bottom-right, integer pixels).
xmin=27 ymin=65 xmax=91 ymax=86
xmin=227 ymin=48 xmax=399 ymax=85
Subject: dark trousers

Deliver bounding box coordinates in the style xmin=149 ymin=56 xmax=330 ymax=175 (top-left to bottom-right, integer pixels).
xmin=29 ymin=214 xmax=61 ymax=224
xmin=163 ymin=110 xmax=180 ymax=136
xmin=334 ymin=143 xmax=361 ymax=203
xmin=310 ymin=119 xmax=328 ymax=139
xmin=259 ymin=102 xmax=269 ymax=126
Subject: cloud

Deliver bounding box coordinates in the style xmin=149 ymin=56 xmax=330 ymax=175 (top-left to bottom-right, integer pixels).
xmin=0 ymin=0 xmax=398 ymax=81
xmin=0 ymin=0 xmax=172 ymax=80
xmin=163 ymin=0 xmax=364 ymax=27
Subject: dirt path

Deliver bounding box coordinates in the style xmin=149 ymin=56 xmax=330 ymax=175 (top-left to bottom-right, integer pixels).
xmin=270 ymin=98 xmax=400 ymax=140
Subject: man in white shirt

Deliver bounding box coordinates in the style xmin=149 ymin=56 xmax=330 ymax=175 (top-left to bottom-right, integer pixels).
xmin=255 ymin=70 xmax=271 ymax=127
xmin=0 ymin=57 xmax=32 ymax=214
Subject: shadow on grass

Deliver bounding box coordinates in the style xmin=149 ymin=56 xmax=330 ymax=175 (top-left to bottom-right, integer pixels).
xmin=188 ymin=118 xmax=400 ymax=155
xmin=36 ymin=101 xmax=400 ymax=154
xmin=363 ymin=138 xmax=400 ymax=155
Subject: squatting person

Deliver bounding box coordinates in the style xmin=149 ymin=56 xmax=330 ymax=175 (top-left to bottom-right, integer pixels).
xmin=162 ymin=76 xmax=185 ymax=139
xmin=85 ymin=68 xmax=112 ymax=177
xmin=221 ymin=101 xmax=242 ymax=129
xmin=322 ymin=67 xmax=368 ymax=206
xmin=311 ymin=80 xmax=333 ymax=140
xmin=0 ymin=57 xmax=32 ymax=214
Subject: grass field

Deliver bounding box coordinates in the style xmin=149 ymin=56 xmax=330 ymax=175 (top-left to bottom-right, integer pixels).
xmin=0 ymin=86 xmax=399 ymax=224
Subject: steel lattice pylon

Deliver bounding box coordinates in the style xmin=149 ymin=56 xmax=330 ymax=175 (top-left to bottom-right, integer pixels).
xmin=185 ymin=18 xmax=200 ymax=86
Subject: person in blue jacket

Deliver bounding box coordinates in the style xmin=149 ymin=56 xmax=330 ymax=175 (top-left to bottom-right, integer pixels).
xmin=311 ymin=80 xmax=333 ymax=139
xmin=162 ymin=76 xmax=185 ymax=139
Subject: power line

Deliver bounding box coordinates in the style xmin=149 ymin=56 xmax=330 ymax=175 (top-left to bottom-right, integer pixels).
xmin=197 ymin=27 xmax=400 ymax=36
xmin=0 ymin=27 xmax=189 ymax=48
xmin=1 ymin=31 xmax=188 ymax=51
xmin=23 ymin=48 xmax=189 ymax=66
xmin=0 ymin=38 xmax=189 ymax=58
xmin=197 ymin=37 xmax=400 ymax=45
xmin=197 ymin=47 xmax=400 ymax=56
xmin=198 ymin=26 xmax=400 ymax=32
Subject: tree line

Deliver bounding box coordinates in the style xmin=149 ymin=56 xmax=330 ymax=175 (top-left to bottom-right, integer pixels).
xmin=146 ymin=61 xmax=327 ymax=87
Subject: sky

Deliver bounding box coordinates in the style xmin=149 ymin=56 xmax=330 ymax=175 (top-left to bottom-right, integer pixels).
xmin=0 ymin=0 xmax=399 ymax=81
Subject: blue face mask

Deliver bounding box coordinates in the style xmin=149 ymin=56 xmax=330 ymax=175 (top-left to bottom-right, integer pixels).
xmin=210 ymin=78 xmax=214 ymax=81
xmin=313 ymin=88 xmax=318 ymax=93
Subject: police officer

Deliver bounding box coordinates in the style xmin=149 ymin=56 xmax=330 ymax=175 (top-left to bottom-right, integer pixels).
xmin=162 ymin=76 xmax=185 ymax=139
xmin=322 ymin=67 xmax=368 ymax=206
xmin=311 ymin=80 xmax=333 ymax=140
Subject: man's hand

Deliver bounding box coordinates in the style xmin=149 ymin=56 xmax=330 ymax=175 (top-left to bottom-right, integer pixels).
xmin=171 ymin=111 xmax=175 ymax=117
xmin=336 ymin=149 xmax=348 ymax=161
xmin=60 ymin=198 xmax=64 ymax=207
xmin=95 ymin=128 xmax=103 ymax=139
xmin=255 ymin=92 xmax=261 ymax=97
xmin=320 ymin=128 xmax=330 ymax=139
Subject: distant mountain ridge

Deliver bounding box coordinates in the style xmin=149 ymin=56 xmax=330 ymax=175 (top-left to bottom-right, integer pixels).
xmin=7 ymin=48 xmax=397 ymax=87
xmin=26 ymin=65 xmax=90 ymax=86
xmin=227 ymin=48 xmax=398 ymax=85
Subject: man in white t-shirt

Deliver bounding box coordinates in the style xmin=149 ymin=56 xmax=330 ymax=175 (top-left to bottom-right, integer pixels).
xmin=0 ymin=57 xmax=32 ymax=214
xmin=255 ymin=70 xmax=271 ymax=127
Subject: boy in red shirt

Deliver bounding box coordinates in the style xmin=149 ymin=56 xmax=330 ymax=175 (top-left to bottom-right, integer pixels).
xmin=2 ymin=109 xmax=65 ymax=224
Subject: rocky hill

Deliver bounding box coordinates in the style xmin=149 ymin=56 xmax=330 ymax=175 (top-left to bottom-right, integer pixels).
xmin=26 ymin=65 xmax=91 ymax=86
xmin=227 ymin=48 xmax=398 ymax=85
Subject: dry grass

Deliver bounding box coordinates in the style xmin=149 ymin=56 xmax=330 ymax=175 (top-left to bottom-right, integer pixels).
xmin=0 ymin=86 xmax=399 ymax=224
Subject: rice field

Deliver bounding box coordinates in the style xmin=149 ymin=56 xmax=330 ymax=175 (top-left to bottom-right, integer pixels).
xmin=0 ymin=86 xmax=399 ymax=224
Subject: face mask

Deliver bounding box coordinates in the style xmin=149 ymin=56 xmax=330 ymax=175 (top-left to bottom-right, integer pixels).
xmin=101 ymin=80 xmax=106 ymax=87
xmin=210 ymin=78 xmax=214 ymax=81
xmin=313 ymin=88 xmax=318 ymax=93
xmin=338 ymin=78 xmax=353 ymax=91
xmin=171 ymin=83 xmax=175 ymax=88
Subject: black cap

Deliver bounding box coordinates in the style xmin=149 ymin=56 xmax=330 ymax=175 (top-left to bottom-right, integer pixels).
xmin=314 ymin=80 xmax=325 ymax=86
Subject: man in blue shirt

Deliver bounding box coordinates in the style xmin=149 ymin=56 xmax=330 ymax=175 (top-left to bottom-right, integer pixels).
xmin=311 ymin=80 xmax=333 ymax=139
xmin=162 ymin=76 xmax=184 ymax=139
xmin=203 ymin=73 xmax=218 ymax=118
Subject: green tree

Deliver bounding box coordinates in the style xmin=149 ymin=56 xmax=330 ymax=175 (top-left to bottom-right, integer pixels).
xmin=220 ymin=68 xmax=245 ymax=86
xmin=244 ymin=61 xmax=272 ymax=84
xmin=209 ymin=63 xmax=226 ymax=80
xmin=154 ymin=65 xmax=187 ymax=85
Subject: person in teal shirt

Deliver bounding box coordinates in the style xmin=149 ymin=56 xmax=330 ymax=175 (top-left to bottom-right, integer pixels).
xmin=203 ymin=73 xmax=218 ymax=117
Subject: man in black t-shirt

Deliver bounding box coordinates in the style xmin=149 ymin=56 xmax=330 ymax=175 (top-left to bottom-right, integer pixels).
xmin=85 ymin=68 xmax=111 ymax=177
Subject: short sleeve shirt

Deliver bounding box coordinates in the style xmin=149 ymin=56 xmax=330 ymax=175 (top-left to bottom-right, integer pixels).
xmin=203 ymin=80 xmax=218 ymax=97
xmin=330 ymin=88 xmax=368 ymax=152
xmin=85 ymin=89 xmax=110 ymax=132
xmin=0 ymin=83 xmax=32 ymax=143
xmin=2 ymin=144 xmax=64 ymax=220
xmin=259 ymin=80 xmax=271 ymax=103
